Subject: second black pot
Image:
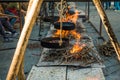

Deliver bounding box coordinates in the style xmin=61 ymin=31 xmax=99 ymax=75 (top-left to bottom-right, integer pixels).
xmin=54 ymin=22 xmax=75 ymax=30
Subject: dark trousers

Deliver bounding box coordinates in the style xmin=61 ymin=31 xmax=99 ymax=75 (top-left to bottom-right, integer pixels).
xmin=0 ymin=21 xmax=7 ymax=38
xmin=114 ymin=2 xmax=120 ymax=10
xmin=104 ymin=2 xmax=111 ymax=9
xmin=0 ymin=18 xmax=16 ymax=34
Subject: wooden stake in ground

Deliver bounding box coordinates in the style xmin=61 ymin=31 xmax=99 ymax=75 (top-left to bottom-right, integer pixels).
xmin=6 ymin=0 xmax=43 ymax=80
xmin=93 ymin=0 xmax=120 ymax=60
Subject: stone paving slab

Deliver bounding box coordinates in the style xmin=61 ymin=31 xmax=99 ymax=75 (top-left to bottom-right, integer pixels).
xmin=27 ymin=66 xmax=66 ymax=80
xmin=67 ymin=68 xmax=105 ymax=80
xmin=27 ymin=66 xmax=105 ymax=80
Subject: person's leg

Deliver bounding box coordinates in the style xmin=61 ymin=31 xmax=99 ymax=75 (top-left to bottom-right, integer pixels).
xmin=117 ymin=2 xmax=120 ymax=10
xmin=106 ymin=2 xmax=111 ymax=9
xmin=116 ymin=2 xmax=119 ymax=10
xmin=9 ymin=18 xmax=17 ymax=26
xmin=0 ymin=18 xmax=18 ymax=37
xmin=109 ymin=2 xmax=111 ymax=7
xmin=0 ymin=21 xmax=6 ymax=37
xmin=1 ymin=19 xmax=16 ymax=34
xmin=107 ymin=2 xmax=109 ymax=9
xmin=114 ymin=1 xmax=118 ymax=10
xmin=105 ymin=2 xmax=107 ymax=9
xmin=0 ymin=20 xmax=13 ymax=42
xmin=4 ymin=10 xmax=17 ymax=26
xmin=104 ymin=2 xmax=109 ymax=9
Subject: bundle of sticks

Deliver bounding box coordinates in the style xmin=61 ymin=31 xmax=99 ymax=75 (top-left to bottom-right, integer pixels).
xmin=98 ymin=41 xmax=115 ymax=56
xmin=63 ymin=46 xmax=100 ymax=64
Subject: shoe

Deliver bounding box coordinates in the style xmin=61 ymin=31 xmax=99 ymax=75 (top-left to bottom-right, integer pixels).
xmin=5 ymin=31 xmax=12 ymax=37
xmin=5 ymin=31 xmax=12 ymax=35
xmin=4 ymin=37 xmax=13 ymax=42
xmin=12 ymin=32 xmax=19 ymax=37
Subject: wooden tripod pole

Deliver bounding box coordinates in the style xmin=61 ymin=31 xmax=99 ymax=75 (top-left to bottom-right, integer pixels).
xmin=6 ymin=0 xmax=43 ymax=80
xmin=93 ymin=0 xmax=120 ymax=60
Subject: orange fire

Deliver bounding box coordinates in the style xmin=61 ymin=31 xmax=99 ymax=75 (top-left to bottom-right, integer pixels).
xmin=70 ymin=43 xmax=85 ymax=54
xmin=53 ymin=9 xmax=80 ymax=39
xmin=53 ymin=6 xmax=85 ymax=58
xmin=57 ymin=8 xmax=79 ymax=24
xmin=53 ymin=30 xmax=69 ymax=38
xmin=70 ymin=30 xmax=81 ymax=39
xmin=66 ymin=9 xmax=79 ymax=24
xmin=53 ymin=30 xmax=81 ymax=39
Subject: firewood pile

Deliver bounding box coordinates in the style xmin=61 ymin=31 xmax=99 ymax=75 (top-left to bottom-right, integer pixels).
xmin=97 ymin=41 xmax=115 ymax=56
xmin=42 ymin=43 xmax=102 ymax=66
xmin=63 ymin=46 xmax=100 ymax=64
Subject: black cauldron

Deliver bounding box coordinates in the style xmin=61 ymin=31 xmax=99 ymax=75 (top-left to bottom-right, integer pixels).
xmin=42 ymin=16 xmax=59 ymax=22
xmin=54 ymin=22 xmax=75 ymax=30
xmin=41 ymin=37 xmax=69 ymax=49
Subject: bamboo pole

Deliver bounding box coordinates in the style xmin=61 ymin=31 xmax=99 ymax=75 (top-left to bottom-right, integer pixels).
xmin=18 ymin=3 xmax=25 ymax=80
xmin=26 ymin=0 xmax=33 ymax=15
xmin=18 ymin=58 xmax=25 ymax=80
xmin=6 ymin=0 xmax=43 ymax=80
xmin=93 ymin=0 xmax=120 ymax=60
xmin=19 ymin=3 xmax=23 ymax=32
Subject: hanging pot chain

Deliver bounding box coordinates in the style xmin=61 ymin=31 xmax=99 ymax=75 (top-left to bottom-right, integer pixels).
xmin=59 ymin=0 xmax=63 ymax=46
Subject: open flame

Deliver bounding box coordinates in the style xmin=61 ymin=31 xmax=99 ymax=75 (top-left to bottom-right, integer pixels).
xmin=57 ymin=7 xmax=79 ymax=24
xmin=70 ymin=43 xmax=85 ymax=54
xmin=53 ymin=8 xmax=79 ymax=38
xmin=53 ymin=30 xmax=81 ymax=39
xmin=70 ymin=43 xmax=86 ymax=58
xmin=70 ymin=30 xmax=81 ymax=39
xmin=53 ymin=6 xmax=85 ymax=58
xmin=66 ymin=9 xmax=79 ymax=24
xmin=53 ymin=30 xmax=69 ymax=38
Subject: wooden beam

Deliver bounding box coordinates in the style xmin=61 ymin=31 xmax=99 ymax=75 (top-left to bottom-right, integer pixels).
xmin=46 ymin=0 xmax=113 ymax=1
xmin=18 ymin=59 xmax=25 ymax=80
xmin=6 ymin=0 xmax=43 ymax=80
xmin=19 ymin=3 xmax=23 ymax=32
xmin=0 ymin=0 xmax=115 ymax=2
xmin=93 ymin=0 xmax=120 ymax=60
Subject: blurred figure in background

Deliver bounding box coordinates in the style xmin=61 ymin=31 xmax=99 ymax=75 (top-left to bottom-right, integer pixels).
xmin=0 ymin=20 xmax=12 ymax=42
xmin=1 ymin=3 xmax=18 ymax=26
xmin=0 ymin=4 xmax=18 ymax=42
xmin=2 ymin=2 xmax=26 ymax=27
xmin=104 ymin=1 xmax=111 ymax=10
xmin=114 ymin=1 xmax=120 ymax=10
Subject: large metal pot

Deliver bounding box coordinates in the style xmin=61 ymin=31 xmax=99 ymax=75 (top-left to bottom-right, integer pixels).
xmin=42 ymin=16 xmax=59 ymax=22
xmin=41 ymin=37 xmax=69 ymax=49
xmin=54 ymin=22 xmax=75 ymax=30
